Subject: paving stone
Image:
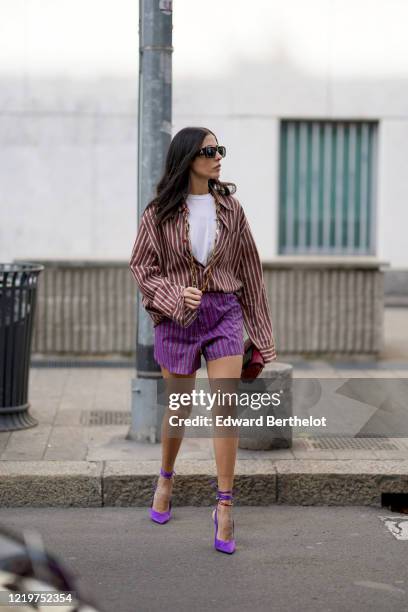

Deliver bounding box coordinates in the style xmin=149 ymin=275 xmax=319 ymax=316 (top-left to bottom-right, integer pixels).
xmin=44 ymin=426 xmax=89 ymax=460
xmin=0 ymin=424 xmax=51 ymax=460
xmin=54 ymin=409 xmax=83 ymax=426
xmin=0 ymin=433 xmax=11 ymax=454
xmin=291 ymin=449 xmax=338 ymax=460
xmin=331 ymin=449 xmax=382 ymax=460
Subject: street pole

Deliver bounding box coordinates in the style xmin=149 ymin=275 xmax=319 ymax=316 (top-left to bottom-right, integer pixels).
xmin=128 ymin=0 xmax=173 ymax=443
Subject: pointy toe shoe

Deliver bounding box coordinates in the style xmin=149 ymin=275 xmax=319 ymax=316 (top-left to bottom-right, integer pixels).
xmin=150 ymin=498 xmax=172 ymax=524
xmin=149 ymin=468 xmax=175 ymax=524
xmin=213 ymin=490 xmax=236 ymax=554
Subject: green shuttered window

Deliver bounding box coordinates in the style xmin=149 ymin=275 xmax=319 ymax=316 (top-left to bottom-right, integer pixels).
xmin=279 ymin=120 xmax=378 ymax=254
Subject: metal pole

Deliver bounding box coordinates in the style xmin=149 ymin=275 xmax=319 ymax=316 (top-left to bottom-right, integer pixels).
xmin=128 ymin=0 xmax=173 ymax=443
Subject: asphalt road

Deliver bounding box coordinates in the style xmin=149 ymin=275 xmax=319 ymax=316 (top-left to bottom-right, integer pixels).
xmin=0 ymin=506 xmax=406 ymax=612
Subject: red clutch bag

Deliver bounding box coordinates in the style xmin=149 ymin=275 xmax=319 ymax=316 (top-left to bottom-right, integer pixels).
xmin=241 ymin=338 xmax=265 ymax=381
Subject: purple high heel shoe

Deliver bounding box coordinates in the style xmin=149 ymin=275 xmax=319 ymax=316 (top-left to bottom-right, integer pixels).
xmin=149 ymin=467 xmax=176 ymax=524
xmin=213 ymin=489 xmax=235 ymax=554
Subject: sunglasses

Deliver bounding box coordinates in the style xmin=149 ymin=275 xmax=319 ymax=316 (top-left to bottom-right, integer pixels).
xmin=197 ymin=145 xmax=226 ymax=158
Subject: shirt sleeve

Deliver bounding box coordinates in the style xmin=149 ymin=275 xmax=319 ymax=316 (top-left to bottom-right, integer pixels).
xmin=129 ymin=205 xmax=197 ymax=328
xmin=237 ymin=204 xmax=277 ymax=363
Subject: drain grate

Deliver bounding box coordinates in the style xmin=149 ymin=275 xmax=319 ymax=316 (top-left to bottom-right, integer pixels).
xmin=299 ymin=436 xmax=408 ymax=451
xmin=80 ymin=410 xmax=132 ymax=426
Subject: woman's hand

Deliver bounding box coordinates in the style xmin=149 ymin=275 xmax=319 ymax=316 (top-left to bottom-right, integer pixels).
xmin=183 ymin=287 xmax=202 ymax=310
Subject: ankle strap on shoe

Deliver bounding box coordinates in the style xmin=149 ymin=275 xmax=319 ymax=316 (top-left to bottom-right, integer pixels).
xmin=160 ymin=468 xmax=176 ymax=479
xmin=216 ymin=489 xmax=233 ymax=502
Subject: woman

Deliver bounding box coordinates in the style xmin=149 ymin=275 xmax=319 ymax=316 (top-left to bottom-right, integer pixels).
xmin=129 ymin=126 xmax=277 ymax=554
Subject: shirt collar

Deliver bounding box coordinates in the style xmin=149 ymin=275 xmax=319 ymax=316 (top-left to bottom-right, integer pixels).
xmin=177 ymin=186 xmax=233 ymax=213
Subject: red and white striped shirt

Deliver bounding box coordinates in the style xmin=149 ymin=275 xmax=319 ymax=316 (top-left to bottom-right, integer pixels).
xmin=129 ymin=187 xmax=277 ymax=363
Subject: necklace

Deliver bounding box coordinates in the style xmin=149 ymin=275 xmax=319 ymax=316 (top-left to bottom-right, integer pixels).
xmin=184 ymin=196 xmax=221 ymax=292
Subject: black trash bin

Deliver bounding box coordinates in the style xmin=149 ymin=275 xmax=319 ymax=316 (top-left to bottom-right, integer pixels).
xmin=0 ymin=263 xmax=44 ymax=431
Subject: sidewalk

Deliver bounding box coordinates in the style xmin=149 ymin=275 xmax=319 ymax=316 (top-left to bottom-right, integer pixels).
xmin=0 ymin=307 xmax=407 ymax=507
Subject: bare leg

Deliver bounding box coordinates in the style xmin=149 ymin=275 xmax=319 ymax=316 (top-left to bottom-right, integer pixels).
xmin=206 ymin=354 xmax=243 ymax=541
xmin=152 ymin=365 xmax=196 ymax=513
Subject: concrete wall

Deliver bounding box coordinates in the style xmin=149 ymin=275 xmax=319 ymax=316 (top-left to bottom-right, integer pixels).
xmin=28 ymin=258 xmax=385 ymax=357
xmin=377 ymin=120 xmax=408 ymax=269
xmin=0 ymin=0 xmax=139 ymax=261
xmin=1 ymin=0 xmax=408 ymax=268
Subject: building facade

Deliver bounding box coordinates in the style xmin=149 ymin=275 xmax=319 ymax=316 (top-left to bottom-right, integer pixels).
xmin=1 ymin=0 xmax=407 ymax=288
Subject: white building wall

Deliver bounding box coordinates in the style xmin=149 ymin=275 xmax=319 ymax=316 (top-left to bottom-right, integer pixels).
xmin=0 ymin=0 xmax=139 ymax=261
xmin=1 ymin=0 xmax=408 ymax=268
xmin=377 ymin=120 xmax=408 ymax=268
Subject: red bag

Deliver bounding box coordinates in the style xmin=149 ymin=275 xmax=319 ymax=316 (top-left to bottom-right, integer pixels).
xmin=241 ymin=338 xmax=265 ymax=381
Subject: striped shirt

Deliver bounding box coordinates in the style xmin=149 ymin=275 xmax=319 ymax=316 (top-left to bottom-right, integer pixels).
xmin=129 ymin=186 xmax=277 ymax=363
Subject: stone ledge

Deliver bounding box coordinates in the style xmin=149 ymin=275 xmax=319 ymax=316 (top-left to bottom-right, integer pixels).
xmin=275 ymin=459 xmax=408 ymax=506
xmin=103 ymin=460 xmax=278 ymax=506
xmin=263 ymin=256 xmax=389 ymax=269
xmin=0 ymin=461 xmax=103 ymax=507
xmin=0 ymin=459 xmax=407 ymax=507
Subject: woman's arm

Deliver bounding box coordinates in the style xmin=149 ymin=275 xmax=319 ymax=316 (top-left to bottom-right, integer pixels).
xmin=237 ymin=203 xmax=277 ymax=363
xmin=129 ymin=205 xmax=196 ymax=327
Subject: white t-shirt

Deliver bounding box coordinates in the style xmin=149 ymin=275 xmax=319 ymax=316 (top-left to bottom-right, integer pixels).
xmin=186 ymin=192 xmax=217 ymax=266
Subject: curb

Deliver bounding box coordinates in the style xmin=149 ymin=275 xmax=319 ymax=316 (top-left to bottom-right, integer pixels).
xmin=1 ymin=460 xmax=408 ymax=508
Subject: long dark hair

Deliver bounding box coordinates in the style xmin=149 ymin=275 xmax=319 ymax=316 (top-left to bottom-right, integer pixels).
xmin=148 ymin=126 xmax=236 ymax=226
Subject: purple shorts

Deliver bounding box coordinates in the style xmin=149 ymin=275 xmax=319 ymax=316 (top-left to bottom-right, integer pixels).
xmin=154 ymin=291 xmax=244 ymax=375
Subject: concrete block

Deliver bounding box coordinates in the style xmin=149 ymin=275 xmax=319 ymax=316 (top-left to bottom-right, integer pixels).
xmin=276 ymin=459 xmax=408 ymax=506
xmin=103 ymin=459 xmax=278 ymax=506
xmin=0 ymin=461 xmax=102 ymax=507
xmin=239 ymin=362 xmax=293 ymax=451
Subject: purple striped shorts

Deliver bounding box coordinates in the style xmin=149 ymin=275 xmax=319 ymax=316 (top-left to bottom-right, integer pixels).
xmin=154 ymin=291 xmax=244 ymax=375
